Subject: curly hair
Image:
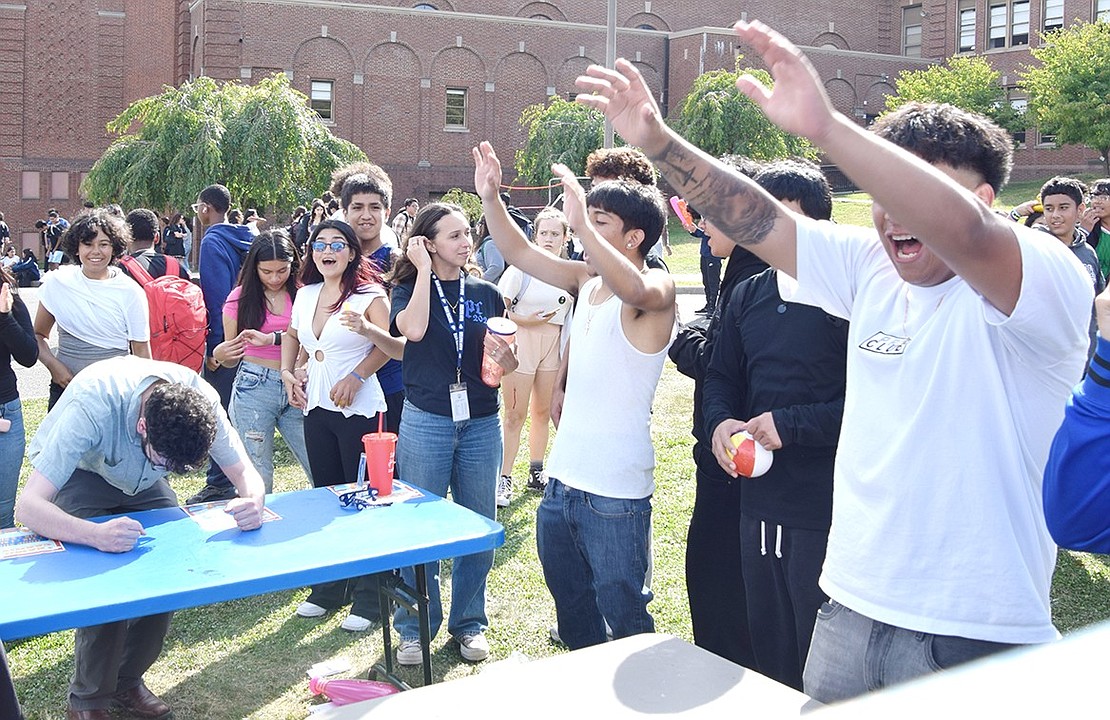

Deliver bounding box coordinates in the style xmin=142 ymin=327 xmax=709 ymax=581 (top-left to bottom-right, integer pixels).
xmin=60 ymin=208 xmax=131 ymax=262
xmin=144 ymin=383 xmax=218 ymax=474
xmin=871 ymin=102 xmax=1013 ymax=193
xmin=585 ymin=147 xmax=657 ymax=186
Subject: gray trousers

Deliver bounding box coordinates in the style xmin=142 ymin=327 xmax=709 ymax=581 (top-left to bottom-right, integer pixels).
xmin=53 ymin=469 xmax=178 ymax=710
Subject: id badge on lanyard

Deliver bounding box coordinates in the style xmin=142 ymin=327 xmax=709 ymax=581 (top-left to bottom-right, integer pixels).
xmin=432 ymin=272 xmax=470 ymax=422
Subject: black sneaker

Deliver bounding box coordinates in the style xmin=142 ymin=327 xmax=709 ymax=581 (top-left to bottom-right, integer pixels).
xmin=527 ymin=466 xmax=547 ymax=491
xmin=185 ymin=484 xmax=239 ymax=504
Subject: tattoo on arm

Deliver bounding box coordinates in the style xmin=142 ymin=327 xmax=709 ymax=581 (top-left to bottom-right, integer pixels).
xmin=654 ymin=140 xmax=778 ymax=246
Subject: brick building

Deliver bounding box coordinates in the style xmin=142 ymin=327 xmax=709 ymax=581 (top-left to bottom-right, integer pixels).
xmin=1 ymin=1 xmax=1106 ymax=246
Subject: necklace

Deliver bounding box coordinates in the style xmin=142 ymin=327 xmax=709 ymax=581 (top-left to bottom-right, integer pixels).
xmin=583 ymin=283 xmax=613 ymax=335
xmin=901 ymin=285 xmax=947 ymax=339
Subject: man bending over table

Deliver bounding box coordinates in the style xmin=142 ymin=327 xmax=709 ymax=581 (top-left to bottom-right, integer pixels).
xmin=15 ymin=356 xmax=266 ymax=720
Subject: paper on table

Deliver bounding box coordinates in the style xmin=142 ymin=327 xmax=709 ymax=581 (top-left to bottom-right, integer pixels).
xmin=325 ymin=480 xmax=424 ymax=506
xmin=0 ymin=528 xmax=65 ymax=559
xmin=182 ymin=501 xmax=282 ymax=532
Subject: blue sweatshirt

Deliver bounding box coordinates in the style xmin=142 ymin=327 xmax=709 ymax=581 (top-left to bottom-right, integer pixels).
xmin=199 ymin=222 xmax=255 ymax=353
xmin=1044 ymin=336 xmax=1110 ymax=552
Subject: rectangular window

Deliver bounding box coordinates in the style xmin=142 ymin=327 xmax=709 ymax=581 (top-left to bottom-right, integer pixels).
xmin=51 ymin=171 xmax=69 ymax=200
xmin=1011 ymin=0 xmax=1030 ymax=45
xmin=1099 ymin=0 xmax=1110 ymax=22
xmin=959 ymin=2 xmax=977 ymax=52
xmin=989 ymin=4 xmax=1008 ymax=47
xmin=1039 ymin=128 xmax=1056 ymax=145
xmin=1010 ymin=96 xmax=1027 ymax=146
xmin=445 ymin=87 xmax=467 ymax=129
xmin=902 ymin=5 xmax=923 ymax=57
xmin=20 ymin=171 xmax=39 ymax=200
xmin=1044 ymin=0 xmax=1064 ymax=30
xmin=310 ymin=80 xmax=333 ymax=121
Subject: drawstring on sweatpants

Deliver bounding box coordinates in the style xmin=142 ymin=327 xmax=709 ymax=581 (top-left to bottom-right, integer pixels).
xmin=759 ymin=520 xmax=784 ymax=559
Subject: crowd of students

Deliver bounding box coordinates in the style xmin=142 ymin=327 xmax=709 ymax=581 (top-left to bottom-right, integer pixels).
xmin=5 ymin=16 xmax=1110 ymax=720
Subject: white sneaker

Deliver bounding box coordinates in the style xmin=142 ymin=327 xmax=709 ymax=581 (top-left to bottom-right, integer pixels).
xmin=340 ymin=614 xmax=375 ymax=632
xmin=296 ymin=601 xmax=327 ymax=618
xmin=457 ymin=632 xmax=490 ymax=662
xmin=396 ymin=638 xmax=423 ymax=666
xmin=496 ymin=475 xmax=513 ymax=508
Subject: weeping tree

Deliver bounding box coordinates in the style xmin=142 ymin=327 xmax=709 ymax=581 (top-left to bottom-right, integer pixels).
xmin=672 ymin=66 xmax=817 ymax=161
xmin=82 ymin=73 xmax=365 ymax=213
xmin=515 ymin=97 xmax=607 ymax=186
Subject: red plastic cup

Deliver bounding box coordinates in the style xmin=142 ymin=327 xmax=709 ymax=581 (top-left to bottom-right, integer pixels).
xmin=362 ymin=432 xmax=397 ymax=497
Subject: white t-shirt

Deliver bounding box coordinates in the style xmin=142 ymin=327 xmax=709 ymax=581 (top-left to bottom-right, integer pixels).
xmin=780 ymin=217 xmax=1092 ymax=643
xmin=290 ymin=283 xmax=387 ymax=419
xmin=497 ymin=266 xmax=572 ymax=326
xmin=39 ymin=265 xmax=149 ymax=349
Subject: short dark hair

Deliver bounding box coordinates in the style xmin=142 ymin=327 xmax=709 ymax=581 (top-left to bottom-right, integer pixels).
xmin=1091 ymin=179 xmax=1110 ymax=197
xmin=199 ymin=184 xmax=232 ymax=214
xmin=1040 ymin=176 xmax=1087 ymax=206
xmin=125 ymin=208 xmax=160 ymax=243
xmin=755 ymin=159 xmax=834 ymax=221
xmin=144 ymin=383 xmax=217 ymax=474
xmin=871 ymin=102 xmax=1013 ymax=193
xmin=340 ymin=172 xmax=391 ymax=211
xmin=61 ymin=208 xmax=131 ymax=261
xmin=586 ymin=147 xmax=657 ymax=186
xmin=330 ymin=162 xmax=393 ymax=208
xmin=228 ymin=208 xmax=243 ymax=225
xmin=587 ymin=180 xmax=666 ymax=257
xmin=403 ymin=198 xmax=418 ymax=208
xmin=47 ymin=209 xmax=58 ymax=217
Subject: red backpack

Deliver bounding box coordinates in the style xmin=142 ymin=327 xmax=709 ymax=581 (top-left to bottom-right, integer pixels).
xmin=119 ymin=255 xmax=207 ymax=372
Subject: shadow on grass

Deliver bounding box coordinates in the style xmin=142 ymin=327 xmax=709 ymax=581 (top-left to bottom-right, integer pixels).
xmin=9 ymin=638 xmax=73 ymax=719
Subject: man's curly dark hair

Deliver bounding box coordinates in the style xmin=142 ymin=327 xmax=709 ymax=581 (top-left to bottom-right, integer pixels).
xmin=144 ymin=383 xmax=217 ymax=474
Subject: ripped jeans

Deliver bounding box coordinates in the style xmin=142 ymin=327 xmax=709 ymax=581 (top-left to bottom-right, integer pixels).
xmin=229 ymin=362 xmax=312 ymax=491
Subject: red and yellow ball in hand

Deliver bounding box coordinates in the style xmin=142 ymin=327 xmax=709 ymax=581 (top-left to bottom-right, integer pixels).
xmin=730 ymin=431 xmax=774 ymax=478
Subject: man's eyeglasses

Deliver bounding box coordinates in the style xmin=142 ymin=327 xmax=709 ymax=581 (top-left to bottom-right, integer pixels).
xmin=142 ymin=433 xmax=195 ymax=475
xmin=190 ymin=202 xmax=205 ymax=213
xmin=312 ymin=241 xmax=349 ymax=253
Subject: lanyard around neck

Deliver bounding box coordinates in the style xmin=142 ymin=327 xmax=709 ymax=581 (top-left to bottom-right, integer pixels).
xmin=431 ymin=271 xmax=465 ymax=381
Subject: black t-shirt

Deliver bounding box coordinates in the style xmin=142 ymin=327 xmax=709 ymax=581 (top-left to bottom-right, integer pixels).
xmin=390 ymin=273 xmax=506 ymax=418
xmin=162 ymin=225 xmax=187 ymax=256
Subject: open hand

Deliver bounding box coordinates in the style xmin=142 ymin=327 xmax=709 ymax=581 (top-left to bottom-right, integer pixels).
xmin=574 ymin=59 xmax=668 ymax=154
xmin=472 ymin=142 xmax=504 ymax=202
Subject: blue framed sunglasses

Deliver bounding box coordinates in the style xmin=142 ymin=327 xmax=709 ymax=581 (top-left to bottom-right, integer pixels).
xmin=311 ymin=240 xmax=349 ymax=253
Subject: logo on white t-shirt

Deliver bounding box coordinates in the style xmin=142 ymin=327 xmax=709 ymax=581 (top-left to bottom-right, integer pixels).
xmin=859 ymin=331 xmax=909 ymax=355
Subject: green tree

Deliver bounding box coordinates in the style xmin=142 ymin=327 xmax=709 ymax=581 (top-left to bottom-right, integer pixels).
xmin=440 ymin=188 xmax=483 ymax=225
xmin=82 ymin=74 xmax=366 ymax=213
xmin=884 ymin=56 xmax=1025 ymax=132
xmin=515 ymin=97 xmax=606 ymax=186
xmin=672 ymin=67 xmax=817 ymax=161
xmin=1021 ymin=21 xmax=1110 ymax=175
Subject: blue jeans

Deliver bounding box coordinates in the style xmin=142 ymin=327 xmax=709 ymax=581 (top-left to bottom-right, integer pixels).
xmin=802 ymin=600 xmax=1020 ymax=704
xmin=537 ymin=478 xmax=654 ymax=650
xmin=0 ymin=398 xmax=24 ymax=528
xmin=229 ymin=362 xmax=312 ymax=492
xmin=392 ymin=401 xmax=501 ymax=641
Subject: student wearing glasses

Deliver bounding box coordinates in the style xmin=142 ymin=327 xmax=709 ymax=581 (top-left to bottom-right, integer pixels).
xmin=14 ymin=355 xmax=265 ymax=720
xmin=282 ymin=219 xmax=397 ymax=632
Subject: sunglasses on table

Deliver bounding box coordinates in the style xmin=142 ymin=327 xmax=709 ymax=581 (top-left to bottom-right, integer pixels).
xmin=338 ymin=487 xmax=390 ymax=510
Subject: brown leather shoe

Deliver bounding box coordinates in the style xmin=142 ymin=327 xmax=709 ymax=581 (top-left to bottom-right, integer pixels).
xmin=113 ymin=683 xmax=173 ymax=719
xmin=66 ymin=707 xmax=111 ymax=720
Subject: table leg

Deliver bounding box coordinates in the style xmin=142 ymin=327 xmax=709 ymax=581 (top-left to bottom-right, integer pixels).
xmin=416 ymin=564 xmax=432 ymax=687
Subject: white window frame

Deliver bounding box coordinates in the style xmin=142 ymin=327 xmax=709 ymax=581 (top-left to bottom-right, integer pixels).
xmin=1098 ymin=0 xmax=1110 ymax=23
xmin=310 ymin=80 xmax=334 ymax=122
xmin=1043 ymin=0 xmax=1064 ymax=31
xmin=445 ymin=87 xmax=468 ymax=130
xmin=959 ymin=1 xmax=977 ymax=52
xmin=902 ymin=5 xmax=923 ymax=57
xmin=1011 ymin=0 xmax=1030 ymax=45
xmin=989 ymin=3 xmax=1008 ymax=48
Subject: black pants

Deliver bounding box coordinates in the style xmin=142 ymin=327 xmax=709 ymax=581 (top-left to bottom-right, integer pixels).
xmin=700 ymin=255 xmax=722 ymax=310
xmin=302 ymin=407 xmax=389 ymax=620
xmin=685 ymin=470 xmax=755 ymax=668
xmin=739 ymin=514 xmax=829 ymax=691
xmin=201 ymin=363 xmax=236 ymax=491
xmin=0 ymin=641 xmax=22 ymax=720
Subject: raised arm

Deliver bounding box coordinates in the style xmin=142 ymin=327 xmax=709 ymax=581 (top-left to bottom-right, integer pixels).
xmin=551 ymin=163 xmax=674 ymax=313
xmin=473 ymin=142 xmax=588 ymax=295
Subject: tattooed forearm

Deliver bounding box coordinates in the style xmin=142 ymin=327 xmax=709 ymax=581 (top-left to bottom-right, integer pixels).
xmin=652 ymin=138 xmax=780 ymax=246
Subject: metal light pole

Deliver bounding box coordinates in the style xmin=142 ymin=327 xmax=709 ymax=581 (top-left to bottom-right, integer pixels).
xmin=604 ymin=0 xmax=616 ymax=148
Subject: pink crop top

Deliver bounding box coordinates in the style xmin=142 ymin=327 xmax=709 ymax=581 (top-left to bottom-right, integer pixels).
xmin=222 ymin=286 xmax=293 ymax=362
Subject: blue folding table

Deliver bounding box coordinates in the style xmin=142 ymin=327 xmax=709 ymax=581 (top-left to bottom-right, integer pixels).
xmin=0 ymin=486 xmax=504 ymax=688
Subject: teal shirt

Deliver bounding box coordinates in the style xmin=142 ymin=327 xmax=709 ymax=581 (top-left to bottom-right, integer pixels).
xmin=28 ymin=356 xmax=246 ymax=495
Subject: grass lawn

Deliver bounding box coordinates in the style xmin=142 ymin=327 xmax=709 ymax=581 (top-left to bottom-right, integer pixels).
xmin=9 ymin=355 xmax=1110 ymax=718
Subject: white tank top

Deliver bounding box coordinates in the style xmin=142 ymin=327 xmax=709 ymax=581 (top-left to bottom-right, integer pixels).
xmin=546 ymin=277 xmax=675 ymax=499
